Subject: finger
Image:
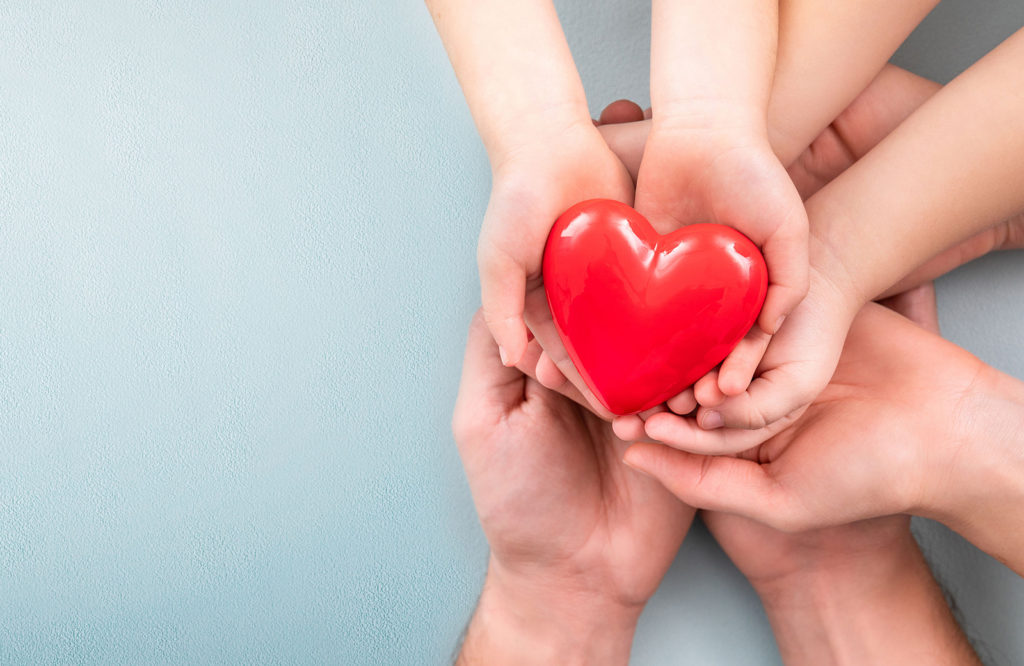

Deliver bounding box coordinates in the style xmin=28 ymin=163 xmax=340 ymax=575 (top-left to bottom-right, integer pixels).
xmin=666 ymin=388 xmax=697 ymax=415
xmin=697 ymin=363 xmax=818 ymax=431
xmin=717 ymin=327 xmax=772 ymax=396
xmin=478 ymin=243 xmax=529 ymax=366
xmin=757 ymin=219 xmax=810 ymax=335
xmin=599 ymin=99 xmax=645 ymax=125
xmin=693 ymin=371 xmax=727 ymax=408
xmin=523 ymin=288 xmax=614 ymax=419
xmin=641 ymin=411 xmax=783 ymax=455
xmin=622 ymin=443 xmax=798 ymax=529
xmin=453 ymin=311 xmax=526 ymax=432
xmin=612 ymin=414 xmax=647 ymax=442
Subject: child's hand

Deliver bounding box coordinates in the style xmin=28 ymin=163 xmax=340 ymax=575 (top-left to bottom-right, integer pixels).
xmin=479 ymin=121 xmax=633 ymax=417
xmin=636 ymin=120 xmax=810 ymax=340
xmin=611 ymin=66 xmax=943 ymax=447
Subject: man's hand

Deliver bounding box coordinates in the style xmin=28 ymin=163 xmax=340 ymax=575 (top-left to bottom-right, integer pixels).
xmin=453 ymin=312 xmax=694 ymax=664
xmin=622 ymin=302 xmax=1024 ymax=577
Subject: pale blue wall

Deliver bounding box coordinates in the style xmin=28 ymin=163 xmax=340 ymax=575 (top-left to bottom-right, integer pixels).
xmin=0 ymin=1 xmax=1021 ymax=663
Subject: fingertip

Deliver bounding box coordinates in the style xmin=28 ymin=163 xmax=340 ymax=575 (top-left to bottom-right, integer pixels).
xmin=643 ymin=412 xmax=689 ymax=445
xmin=718 ymin=369 xmax=750 ymax=397
xmin=613 ymin=415 xmax=646 ymax=442
xmin=694 ymin=372 xmax=726 ymax=407
xmin=666 ymin=389 xmax=696 ymax=415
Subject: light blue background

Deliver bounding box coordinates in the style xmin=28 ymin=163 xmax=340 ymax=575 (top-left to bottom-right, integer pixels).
xmin=1 ymin=1 xmax=1022 ymax=663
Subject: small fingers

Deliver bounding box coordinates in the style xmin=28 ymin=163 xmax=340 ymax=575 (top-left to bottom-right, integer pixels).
xmin=693 ymin=370 xmax=726 ymax=408
xmin=612 ymin=404 xmax=668 ymax=442
xmin=717 ymin=327 xmax=772 ymax=396
xmin=613 ymin=415 xmax=646 ymax=442
xmin=698 ymin=364 xmax=818 ymax=431
xmin=666 ymin=388 xmax=696 ymax=415
xmin=641 ymin=411 xmax=778 ymax=455
xmin=757 ymin=213 xmax=809 ymax=335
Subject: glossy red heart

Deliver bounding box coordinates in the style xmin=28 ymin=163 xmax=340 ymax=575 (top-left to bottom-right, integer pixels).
xmin=543 ymin=199 xmax=768 ymax=415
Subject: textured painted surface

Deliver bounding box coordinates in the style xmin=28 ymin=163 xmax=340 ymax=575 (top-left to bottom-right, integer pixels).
xmin=0 ymin=1 xmax=1021 ymax=664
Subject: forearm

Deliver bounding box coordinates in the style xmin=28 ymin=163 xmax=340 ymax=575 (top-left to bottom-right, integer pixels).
xmin=650 ymin=0 xmax=776 ymax=133
xmin=769 ymin=0 xmax=938 ymax=164
xmin=809 ymin=28 xmax=1024 ymax=306
xmin=425 ymin=0 xmax=590 ymax=160
xmin=457 ymin=560 xmax=641 ymax=665
xmin=758 ymin=533 xmax=979 ymax=665
xmin=879 ymin=211 xmax=1024 ymax=297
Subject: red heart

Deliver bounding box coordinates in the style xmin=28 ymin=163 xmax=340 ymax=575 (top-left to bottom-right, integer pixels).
xmin=543 ymin=199 xmax=768 ymax=415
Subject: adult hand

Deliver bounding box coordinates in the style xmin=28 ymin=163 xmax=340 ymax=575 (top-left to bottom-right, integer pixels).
xmin=452 ymin=312 xmax=694 ymax=664
xmin=622 ymin=302 xmax=1024 ymax=576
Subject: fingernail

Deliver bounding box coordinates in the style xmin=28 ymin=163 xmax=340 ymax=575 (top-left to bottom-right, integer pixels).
xmin=498 ymin=346 xmax=510 ymax=366
xmin=702 ymin=411 xmax=723 ymax=430
xmin=774 ymin=316 xmax=786 ymax=333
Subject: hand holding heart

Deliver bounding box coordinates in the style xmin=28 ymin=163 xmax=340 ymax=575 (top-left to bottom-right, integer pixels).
xmin=543 ymin=199 xmax=767 ymax=415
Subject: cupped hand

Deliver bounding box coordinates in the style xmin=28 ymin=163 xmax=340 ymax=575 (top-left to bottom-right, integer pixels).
xmin=612 ymin=66 xmax=948 ymax=449
xmin=635 ymin=116 xmax=809 ymax=340
xmin=479 ymin=121 xmax=632 ymax=417
xmin=452 ymin=311 xmax=695 ymax=617
xmin=620 ymin=301 xmax=991 ymax=532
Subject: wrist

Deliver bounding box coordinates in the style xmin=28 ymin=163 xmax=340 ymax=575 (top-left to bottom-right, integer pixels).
xmin=756 ymin=532 xmax=974 ymax=664
xmin=484 ymin=100 xmax=595 ymax=168
xmin=650 ymin=98 xmax=768 ymax=145
xmin=458 ymin=559 xmax=642 ymax=666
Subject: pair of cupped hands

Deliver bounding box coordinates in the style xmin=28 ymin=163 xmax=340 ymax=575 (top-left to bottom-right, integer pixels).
xmin=454 ymin=65 xmax=1024 ymax=638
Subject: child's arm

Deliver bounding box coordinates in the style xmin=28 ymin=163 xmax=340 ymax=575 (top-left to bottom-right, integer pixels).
xmin=598 ymin=0 xmax=939 ymax=175
xmin=642 ymin=0 xmax=806 ymax=336
xmin=769 ymin=0 xmax=940 ymax=165
xmin=425 ymin=0 xmax=632 ymax=378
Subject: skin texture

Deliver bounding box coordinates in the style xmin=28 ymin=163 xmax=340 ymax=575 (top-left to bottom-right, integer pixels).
xmin=452 ymin=313 xmax=693 ymax=665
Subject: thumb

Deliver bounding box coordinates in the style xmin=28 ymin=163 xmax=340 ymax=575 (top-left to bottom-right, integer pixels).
xmin=622 ymin=443 xmax=803 ymax=531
